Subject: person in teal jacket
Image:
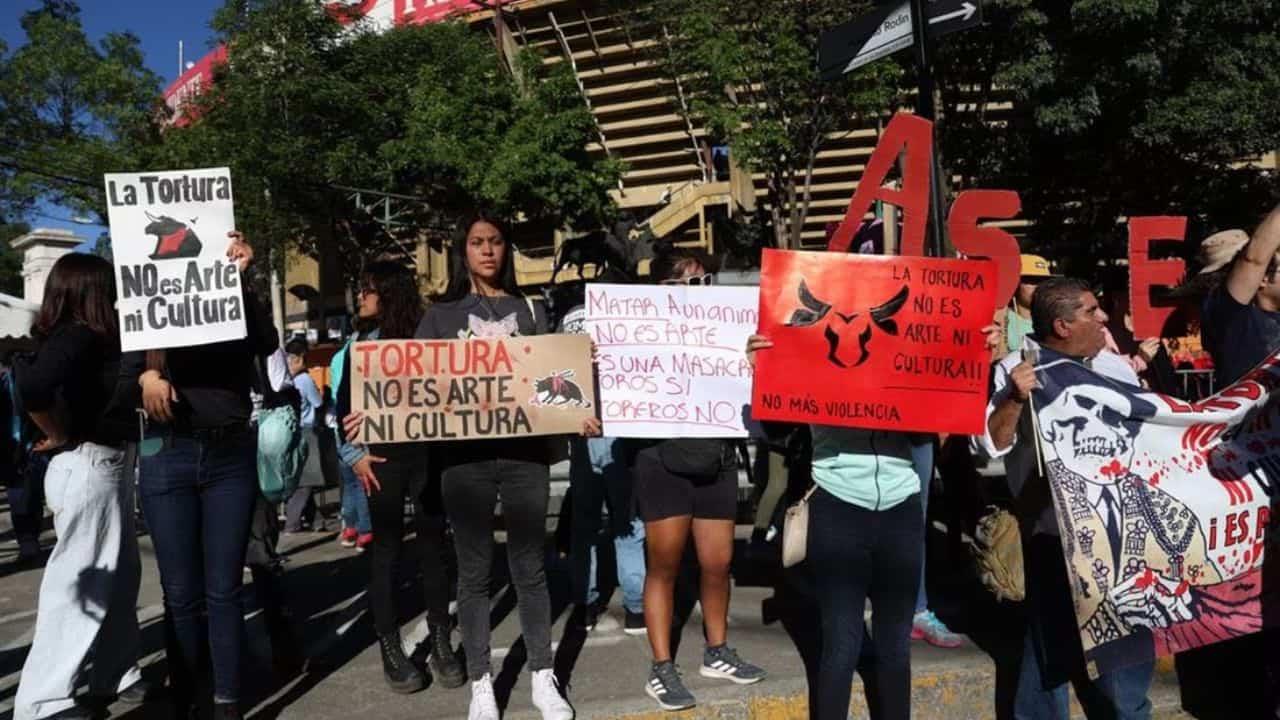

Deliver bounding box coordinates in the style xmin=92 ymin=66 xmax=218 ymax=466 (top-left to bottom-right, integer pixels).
xmin=747 ymin=333 xmax=923 ymax=720
xmin=329 ymin=338 xmax=371 ymax=549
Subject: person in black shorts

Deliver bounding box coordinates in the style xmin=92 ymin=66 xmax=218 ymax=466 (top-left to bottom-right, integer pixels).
xmin=637 ymin=249 xmax=766 ymax=712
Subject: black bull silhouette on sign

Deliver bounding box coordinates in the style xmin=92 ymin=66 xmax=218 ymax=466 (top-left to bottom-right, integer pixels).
xmin=785 ymin=280 xmax=910 ymax=368
xmin=531 ymin=370 xmax=592 ymax=408
xmin=143 ymin=212 xmax=203 ymax=260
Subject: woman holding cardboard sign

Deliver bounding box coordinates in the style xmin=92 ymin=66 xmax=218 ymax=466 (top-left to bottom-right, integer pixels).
xmin=344 ymin=214 xmax=598 ymax=720
xmin=333 ymin=260 xmax=467 ymax=694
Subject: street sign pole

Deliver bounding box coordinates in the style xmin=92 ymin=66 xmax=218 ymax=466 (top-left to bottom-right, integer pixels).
xmin=908 ymin=0 xmax=949 ymax=258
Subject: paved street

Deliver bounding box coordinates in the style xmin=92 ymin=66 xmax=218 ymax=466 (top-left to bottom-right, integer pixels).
xmin=0 ymin=481 xmax=1187 ymax=720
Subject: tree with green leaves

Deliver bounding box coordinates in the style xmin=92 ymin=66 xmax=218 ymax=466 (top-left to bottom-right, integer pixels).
xmin=627 ymin=0 xmax=903 ymax=250
xmin=157 ymin=0 xmax=620 ymax=287
xmin=0 ymin=223 xmax=31 ymax=297
xmin=0 ymin=0 xmax=161 ymax=224
xmin=934 ymin=0 xmax=1280 ymax=277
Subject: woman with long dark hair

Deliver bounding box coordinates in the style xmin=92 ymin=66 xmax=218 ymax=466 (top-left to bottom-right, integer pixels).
xmin=14 ymin=253 xmax=148 ymax=720
xmin=428 ymin=215 xmax=585 ymax=720
xmin=126 ymin=233 xmax=275 ymax=720
xmin=334 ymin=260 xmax=466 ymax=693
xmin=347 ymin=214 xmax=594 ymax=720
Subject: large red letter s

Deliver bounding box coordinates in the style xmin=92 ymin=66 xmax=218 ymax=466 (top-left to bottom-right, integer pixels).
xmin=948 ymin=190 xmax=1022 ymax=308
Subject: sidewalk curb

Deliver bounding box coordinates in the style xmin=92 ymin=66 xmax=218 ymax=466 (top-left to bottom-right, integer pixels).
xmin=600 ymin=666 xmax=1189 ymax=719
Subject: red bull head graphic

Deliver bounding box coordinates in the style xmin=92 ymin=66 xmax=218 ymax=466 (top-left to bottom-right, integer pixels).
xmin=144 ymin=211 xmax=203 ymax=260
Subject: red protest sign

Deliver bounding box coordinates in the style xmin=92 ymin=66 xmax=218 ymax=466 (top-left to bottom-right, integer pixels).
xmin=752 ymin=249 xmax=996 ymax=435
xmin=1128 ymin=216 xmax=1188 ymax=339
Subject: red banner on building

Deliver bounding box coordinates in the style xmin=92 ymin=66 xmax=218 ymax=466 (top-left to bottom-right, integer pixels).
xmin=752 ymin=249 xmax=997 ymax=435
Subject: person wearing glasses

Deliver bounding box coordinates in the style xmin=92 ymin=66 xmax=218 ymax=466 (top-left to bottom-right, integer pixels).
xmin=638 ymin=249 xmax=766 ymax=713
xmin=334 ymin=261 xmax=466 ymax=694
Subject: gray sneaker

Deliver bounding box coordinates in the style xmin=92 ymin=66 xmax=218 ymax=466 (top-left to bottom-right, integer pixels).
xmin=700 ymin=645 xmax=766 ymax=685
xmin=645 ymin=661 xmax=696 ymax=711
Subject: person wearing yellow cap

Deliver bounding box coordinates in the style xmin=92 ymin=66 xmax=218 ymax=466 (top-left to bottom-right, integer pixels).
xmin=1001 ymin=254 xmax=1057 ymax=357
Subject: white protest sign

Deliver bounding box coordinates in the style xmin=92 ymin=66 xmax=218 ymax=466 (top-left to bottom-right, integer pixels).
xmin=104 ymin=167 xmax=247 ymax=352
xmin=586 ymin=283 xmax=760 ymax=438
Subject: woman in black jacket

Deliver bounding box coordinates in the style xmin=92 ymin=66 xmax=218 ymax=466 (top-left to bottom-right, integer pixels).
xmin=335 ymin=260 xmax=466 ymax=694
xmin=13 ymin=253 xmax=148 ymax=720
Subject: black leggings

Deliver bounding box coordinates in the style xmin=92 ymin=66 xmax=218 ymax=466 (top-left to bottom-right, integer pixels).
xmin=808 ymin=488 xmax=923 ymax=720
xmin=366 ymin=453 xmax=452 ymax=635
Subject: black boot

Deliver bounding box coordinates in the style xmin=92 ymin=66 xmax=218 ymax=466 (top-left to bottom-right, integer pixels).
xmin=212 ymin=702 xmax=242 ymax=720
xmin=428 ymin=622 xmax=466 ymax=689
xmin=379 ymin=632 xmax=427 ymax=694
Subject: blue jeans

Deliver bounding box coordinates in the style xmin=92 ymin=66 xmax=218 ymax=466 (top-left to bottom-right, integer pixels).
xmin=138 ymin=431 xmax=258 ymax=705
xmin=338 ymin=461 xmax=371 ymax=534
xmin=1015 ymin=535 xmax=1153 ymax=719
xmin=588 ymin=517 xmax=646 ymax=613
xmin=909 ymin=439 xmax=933 ymax=614
xmin=569 ymin=438 xmax=645 ymax=613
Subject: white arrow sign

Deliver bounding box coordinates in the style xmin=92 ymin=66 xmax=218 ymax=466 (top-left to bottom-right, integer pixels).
xmin=929 ymin=2 xmax=978 ymax=26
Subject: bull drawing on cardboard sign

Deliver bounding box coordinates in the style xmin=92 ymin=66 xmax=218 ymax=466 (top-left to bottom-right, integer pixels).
xmin=530 ymin=370 xmax=591 ymax=408
xmin=144 ymin=211 xmax=203 ymax=260
xmin=784 ymin=280 xmax=909 ymax=368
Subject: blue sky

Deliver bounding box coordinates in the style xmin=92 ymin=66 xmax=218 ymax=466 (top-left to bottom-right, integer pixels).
xmin=2 ymin=0 xmax=224 ymax=242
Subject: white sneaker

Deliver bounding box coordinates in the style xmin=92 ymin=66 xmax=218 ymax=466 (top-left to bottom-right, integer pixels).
xmin=468 ymin=673 xmax=499 ymax=720
xmin=531 ymin=668 xmax=574 ymax=720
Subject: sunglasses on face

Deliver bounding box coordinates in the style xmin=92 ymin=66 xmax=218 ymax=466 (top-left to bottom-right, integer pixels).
xmin=661 ymin=273 xmax=714 ymax=286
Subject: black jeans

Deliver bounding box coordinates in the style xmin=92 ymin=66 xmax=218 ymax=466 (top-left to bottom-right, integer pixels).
xmin=138 ymin=430 xmax=258 ymax=705
xmin=442 ymin=459 xmax=552 ymax=679
xmin=366 ymin=449 xmax=453 ymax=635
xmin=808 ymin=488 xmax=922 ymax=720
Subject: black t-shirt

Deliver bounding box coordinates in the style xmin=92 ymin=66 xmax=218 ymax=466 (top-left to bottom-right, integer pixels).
xmin=121 ymin=288 xmax=278 ymax=429
xmin=1202 ymin=286 xmax=1280 ymax=387
xmin=17 ymin=322 xmax=136 ymax=445
xmin=415 ymin=293 xmax=551 ymax=467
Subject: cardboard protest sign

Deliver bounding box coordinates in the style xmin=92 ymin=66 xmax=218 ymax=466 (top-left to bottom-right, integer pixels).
xmin=104 ymin=167 xmax=245 ymax=352
xmin=1032 ymin=347 xmax=1280 ymax=675
xmin=1128 ymin=216 xmax=1188 ymax=339
xmin=350 ymin=335 xmax=595 ymax=444
xmin=585 ymin=283 xmax=759 ymax=438
xmin=753 ymin=249 xmax=996 ymax=434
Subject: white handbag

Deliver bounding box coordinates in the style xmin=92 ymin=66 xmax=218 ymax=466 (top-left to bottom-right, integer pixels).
xmin=781 ymin=485 xmax=818 ymax=568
